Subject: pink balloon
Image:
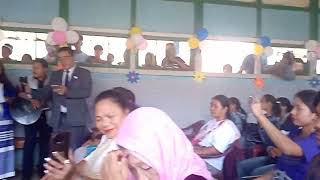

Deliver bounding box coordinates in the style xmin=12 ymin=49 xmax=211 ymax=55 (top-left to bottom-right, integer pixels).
xmin=52 ymin=31 xmax=67 ymax=45
xmin=137 ymin=39 xmax=148 ymax=50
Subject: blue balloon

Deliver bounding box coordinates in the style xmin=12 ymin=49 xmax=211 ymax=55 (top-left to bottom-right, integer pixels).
xmin=259 ymin=36 xmax=271 ymax=47
xmin=196 ymin=28 xmax=208 ymax=41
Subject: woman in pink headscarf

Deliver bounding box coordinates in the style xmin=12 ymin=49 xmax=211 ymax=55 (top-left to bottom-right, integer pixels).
xmin=102 ymin=107 xmax=213 ymax=180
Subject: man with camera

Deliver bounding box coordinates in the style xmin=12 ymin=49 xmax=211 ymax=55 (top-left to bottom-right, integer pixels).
xmin=18 ymin=59 xmax=52 ymax=180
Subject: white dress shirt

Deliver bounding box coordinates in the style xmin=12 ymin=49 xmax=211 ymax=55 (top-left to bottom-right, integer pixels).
xmin=60 ymin=66 xmax=76 ymax=113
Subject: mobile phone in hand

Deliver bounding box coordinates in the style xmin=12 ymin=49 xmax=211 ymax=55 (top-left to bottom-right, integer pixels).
xmin=50 ymin=132 xmax=70 ymax=160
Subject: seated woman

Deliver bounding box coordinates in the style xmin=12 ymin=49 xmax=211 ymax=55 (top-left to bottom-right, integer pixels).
xmin=103 ymin=107 xmax=213 ymax=180
xmin=142 ymin=52 xmax=161 ymax=69
xmin=251 ymin=90 xmax=319 ymax=180
xmin=257 ymin=94 xmax=281 ymax=147
xmin=161 ymin=43 xmax=191 ymax=70
xmin=42 ymin=87 xmax=138 ymax=180
xmin=276 ymin=97 xmax=299 ymax=135
xmin=305 ymin=91 xmax=320 ymax=180
xmin=228 ymin=97 xmax=247 ymax=133
xmin=192 ymin=95 xmax=241 ymax=174
xmin=238 ymin=95 xmax=291 ymax=178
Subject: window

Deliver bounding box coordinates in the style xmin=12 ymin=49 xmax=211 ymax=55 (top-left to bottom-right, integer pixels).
xmin=201 ymin=40 xmax=254 ymax=73
xmin=267 ymin=47 xmax=307 ymax=65
xmin=138 ymin=40 xmax=190 ymax=67
xmin=81 ymin=35 xmax=127 ymax=65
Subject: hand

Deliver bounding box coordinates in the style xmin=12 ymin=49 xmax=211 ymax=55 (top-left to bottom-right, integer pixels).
xmin=250 ymin=97 xmax=263 ymax=117
xmin=267 ymin=146 xmax=281 ymax=158
xmin=30 ymin=99 xmax=41 ymax=109
xmin=52 ymin=85 xmax=67 ymax=95
xmin=43 ymin=151 xmax=75 ymax=180
xmin=102 ymin=150 xmax=129 ymax=180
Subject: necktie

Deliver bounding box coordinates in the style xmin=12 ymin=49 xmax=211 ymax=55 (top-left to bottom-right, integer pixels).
xmin=65 ymin=70 xmax=70 ymax=87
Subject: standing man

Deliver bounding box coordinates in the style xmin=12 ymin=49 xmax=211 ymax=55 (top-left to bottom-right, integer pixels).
xmin=32 ymin=47 xmax=92 ymax=150
xmin=73 ymin=34 xmax=89 ymax=63
xmin=19 ymin=59 xmax=52 ymax=180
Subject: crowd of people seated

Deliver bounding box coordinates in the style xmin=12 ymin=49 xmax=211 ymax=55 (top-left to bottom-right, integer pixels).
xmin=0 ymin=45 xmax=319 ymax=179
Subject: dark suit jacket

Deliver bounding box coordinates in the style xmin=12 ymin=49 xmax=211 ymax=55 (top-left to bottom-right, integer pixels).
xmin=32 ymin=66 xmax=92 ymax=129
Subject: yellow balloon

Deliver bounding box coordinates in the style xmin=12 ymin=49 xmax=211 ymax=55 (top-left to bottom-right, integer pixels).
xmin=130 ymin=27 xmax=142 ymax=35
xmin=254 ymin=44 xmax=264 ymax=55
xmin=188 ymin=37 xmax=200 ymax=49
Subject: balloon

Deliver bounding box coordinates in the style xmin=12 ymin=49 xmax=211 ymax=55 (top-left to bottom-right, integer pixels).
xmin=137 ymin=39 xmax=148 ymax=50
xmin=130 ymin=26 xmax=142 ymax=35
xmin=0 ymin=29 xmax=4 ymax=41
xmin=305 ymin=40 xmax=318 ymax=51
xmin=264 ymin=46 xmax=273 ymax=57
xmin=66 ymin=31 xmax=79 ymax=44
xmin=52 ymin=31 xmax=67 ymax=45
xmin=307 ymin=51 xmax=317 ymax=61
xmin=51 ymin=17 xmax=68 ymax=31
xmin=46 ymin=32 xmax=57 ymax=46
xmin=126 ymin=39 xmax=134 ymax=49
xmin=188 ymin=37 xmax=200 ymax=49
xmin=254 ymin=44 xmax=264 ymax=55
xmin=258 ymin=36 xmax=271 ymax=47
xmin=130 ymin=34 xmax=144 ymax=46
xmin=196 ymin=28 xmax=208 ymax=41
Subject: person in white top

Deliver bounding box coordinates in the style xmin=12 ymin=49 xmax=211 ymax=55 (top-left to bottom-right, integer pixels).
xmin=42 ymin=87 xmax=138 ymax=180
xmin=193 ymin=95 xmax=241 ymax=174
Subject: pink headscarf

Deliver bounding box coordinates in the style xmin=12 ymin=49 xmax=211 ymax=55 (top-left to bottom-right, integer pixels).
xmin=116 ymin=107 xmax=213 ymax=180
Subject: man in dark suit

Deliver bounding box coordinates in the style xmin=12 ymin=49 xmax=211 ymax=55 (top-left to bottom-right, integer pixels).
xmin=32 ymin=47 xmax=92 ymax=150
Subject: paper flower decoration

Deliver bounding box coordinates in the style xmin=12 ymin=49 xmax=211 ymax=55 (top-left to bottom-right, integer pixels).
xmin=130 ymin=26 xmax=142 ymax=35
xmin=254 ymin=76 xmax=264 ymax=89
xmin=308 ymin=76 xmax=320 ymax=88
xmin=188 ymin=37 xmax=200 ymax=49
xmin=254 ymin=44 xmax=264 ymax=56
xmin=193 ymin=72 xmax=205 ymax=82
xmin=127 ymin=71 xmax=140 ymax=83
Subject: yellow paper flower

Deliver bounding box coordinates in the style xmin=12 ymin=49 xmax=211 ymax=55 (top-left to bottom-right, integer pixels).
xmin=193 ymin=72 xmax=205 ymax=82
xmin=130 ymin=26 xmax=142 ymax=35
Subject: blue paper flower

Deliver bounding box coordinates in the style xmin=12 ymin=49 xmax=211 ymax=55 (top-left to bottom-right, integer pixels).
xmin=127 ymin=71 xmax=140 ymax=83
xmin=308 ymin=76 xmax=320 ymax=88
